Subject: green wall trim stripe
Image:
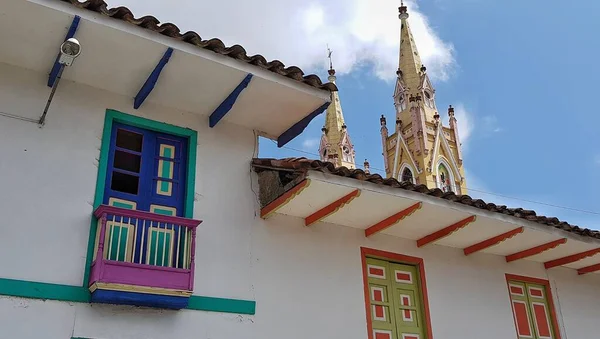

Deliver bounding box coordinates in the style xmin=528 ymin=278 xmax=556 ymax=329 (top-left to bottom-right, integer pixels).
xmin=188 ymin=295 xmax=256 ymax=314
xmin=0 ymin=278 xmax=90 ymax=303
xmin=0 ymin=278 xmax=256 ymax=315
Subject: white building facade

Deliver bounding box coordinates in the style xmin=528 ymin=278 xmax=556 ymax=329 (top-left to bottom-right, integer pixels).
xmin=0 ymin=1 xmax=599 ymax=339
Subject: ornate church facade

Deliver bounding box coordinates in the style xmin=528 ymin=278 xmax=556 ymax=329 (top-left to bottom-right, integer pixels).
xmin=324 ymin=3 xmax=467 ymax=194
xmin=380 ymin=4 xmax=467 ymax=194
xmin=318 ymin=53 xmax=357 ymax=169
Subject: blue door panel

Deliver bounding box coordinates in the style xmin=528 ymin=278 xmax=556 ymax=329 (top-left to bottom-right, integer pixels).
xmin=102 ymin=121 xmax=188 ymax=267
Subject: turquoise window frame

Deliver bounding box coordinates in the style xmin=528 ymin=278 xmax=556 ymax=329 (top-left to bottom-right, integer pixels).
xmin=0 ymin=109 xmax=255 ymax=315
xmin=83 ymin=109 xmax=198 ymax=283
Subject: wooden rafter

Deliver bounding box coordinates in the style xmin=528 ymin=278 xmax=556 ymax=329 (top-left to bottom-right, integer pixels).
xmin=209 ymin=73 xmax=253 ymax=127
xmin=278 ymin=102 xmax=330 ymax=147
xmin=416 ymin=216 xmax=476 ymax=248
xmin=505 ymin=238 xmax=567 ymax=263
xmin=463 ymin=227 xmax=524 ymax=256
xmin=134 ymin=48 xmax=174 ymax=109
xmin=305 ymin=189 xmax=361 ymax=226
xmin=544 ymin=248 xmax=600 ymax=269
xmin=364 ymin=203 xmax=422 ymax=237
xmin=260 ymin=179 xmax=311 ymax=219
xmin=577 ymin=263 xmax=600 ymax=275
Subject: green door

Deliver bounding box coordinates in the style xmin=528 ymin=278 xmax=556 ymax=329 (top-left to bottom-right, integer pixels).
xmin=366 ymin=257 xmax=426 ymax=339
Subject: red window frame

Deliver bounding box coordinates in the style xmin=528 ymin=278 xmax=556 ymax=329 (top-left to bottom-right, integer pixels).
xmin=505 ymin=274 xmax=562 ymax=339
xmin=361 ymin=247 xmax=434 ymax=339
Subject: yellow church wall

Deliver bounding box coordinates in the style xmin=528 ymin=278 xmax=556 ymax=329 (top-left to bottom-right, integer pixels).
xmin=386 ymin=124 xmax=467 ymax=193
xmin=376 ymin=4 xmax=468 ymax=194
xmin=386 ymin=135 xmax=396 ymax=154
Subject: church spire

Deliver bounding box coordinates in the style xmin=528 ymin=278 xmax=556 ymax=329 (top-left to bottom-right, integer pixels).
xmin=396 ymin=2 xmax=423 ymax=92
xmin=393 ymin=2 xmax=436 ymax=130
xmin=319 ymin=46 xmax=356 ymax=169
xmin=380 ymin=2 xmax=467 ymax=194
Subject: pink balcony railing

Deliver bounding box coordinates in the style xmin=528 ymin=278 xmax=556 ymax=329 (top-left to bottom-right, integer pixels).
xmin=89 ymin=205 xmax=202 ymax=292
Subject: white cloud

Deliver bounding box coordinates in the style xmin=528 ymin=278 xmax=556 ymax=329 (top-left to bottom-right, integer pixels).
xmin=441 ymin=105 xmax=504 ymax=154
xmin=481 ymin=115 xmax=502 ymax=134
xmin=446 ymin=103 xmax=473 ymax=152
xmin=302 ymin=138 xmax=320 ymax=151
xmin=106 ymin=0 xmax=455 ymax=82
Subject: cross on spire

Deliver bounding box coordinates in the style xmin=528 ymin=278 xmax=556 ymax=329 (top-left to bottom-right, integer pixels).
xmin=399 ymin=0 xmax=408 ymax=18
xmin=327 ymin=45 xmax=335 ymax=76
xmin=320 ymin=45 xmax=354 ymax=169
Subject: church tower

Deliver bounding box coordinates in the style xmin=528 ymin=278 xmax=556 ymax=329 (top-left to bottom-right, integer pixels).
xmin=319 ymin=48 xmax=356 ymax=169
xmin=380 ymin=2 xmax=467 ymax=193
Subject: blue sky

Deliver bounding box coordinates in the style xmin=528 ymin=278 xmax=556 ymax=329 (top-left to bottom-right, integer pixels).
xmin=114 ymin=0 xmax=600 ymax=228
xmin=258 ymin=0 xmax=600 ymax=228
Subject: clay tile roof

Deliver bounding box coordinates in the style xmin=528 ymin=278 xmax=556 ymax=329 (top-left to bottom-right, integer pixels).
xmin=59 ymin=0 xmax=337 ymax=92
xmin=252 ymin=157 xmax=600 ymax=240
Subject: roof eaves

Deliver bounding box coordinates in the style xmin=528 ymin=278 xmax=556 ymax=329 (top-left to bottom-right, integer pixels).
xmin=251 ymin=157 xmax=600 ymax=241
xmin=58 ymin=0 xmax=338 ymax=92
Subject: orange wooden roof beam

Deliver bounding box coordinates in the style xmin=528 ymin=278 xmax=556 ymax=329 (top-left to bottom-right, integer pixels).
xmin=260 ymin=179 xmax=311 ymax=219
xmin=463 ymin=227 xmax=524 ymax=256
xmin=305 ymin=189 xmax=361 ymax=226
xmin=417 ymin=216 xmax=477 ymax=248
xmin=544 ymin=248 xmax=600 ymax=269
xmin=577 ymin=263 xmax=600 ymax=275
xmin=364 ymin=202 xmax=422 ymax=237
xmin=505 ymin=238 xmax=567 ymax=263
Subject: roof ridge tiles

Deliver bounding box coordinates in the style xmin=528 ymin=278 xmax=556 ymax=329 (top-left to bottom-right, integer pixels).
xmin=58 ymin=0 xmax=337 ymax=92
xmin=251 ymin=157 xmax=597 ymax=240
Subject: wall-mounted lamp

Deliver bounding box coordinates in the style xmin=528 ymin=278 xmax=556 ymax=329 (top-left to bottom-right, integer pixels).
xmin=58 ymin=38 xmax=81 ymax=66
xmin=39 ymin=38 xmax=81 ymax=126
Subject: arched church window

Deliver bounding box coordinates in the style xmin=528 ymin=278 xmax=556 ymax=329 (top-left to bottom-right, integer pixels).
xmin=401 ymin=167 xmax=414 ymax=184
xmin=342 ymin=145 xmax=352 ymax=162
xmin=398 ymin=94 xmax=407 ymax=110
xmin=424 ymin=91 xmax=435 ymax=108
xmin=437 ymin=163 xmax=453 ymax=193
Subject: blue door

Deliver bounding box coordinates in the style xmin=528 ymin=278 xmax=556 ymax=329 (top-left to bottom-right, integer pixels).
xmin=102 ymin=122 xmax=189 ymax=267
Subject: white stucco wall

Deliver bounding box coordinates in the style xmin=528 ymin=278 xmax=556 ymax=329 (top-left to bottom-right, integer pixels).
xmin=0 ymin=60 xmax=258 ymax=295
xmin=1 ymin=61 xmax=599 ymax=339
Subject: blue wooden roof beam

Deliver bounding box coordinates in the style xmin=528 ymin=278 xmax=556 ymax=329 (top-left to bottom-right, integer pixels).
xmin=209 ymin=73 xmax=253 ymax=128
xmin=277 ymin=101 xmax=330 ymax=148
xmin=134 ymin=47 xmax=174 ymax=109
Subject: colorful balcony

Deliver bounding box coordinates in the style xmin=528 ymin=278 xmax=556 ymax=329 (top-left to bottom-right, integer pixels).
xmin=89 ymin=205 xmax=202 ymax=309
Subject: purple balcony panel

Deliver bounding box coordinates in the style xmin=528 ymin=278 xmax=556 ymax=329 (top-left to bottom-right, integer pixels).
xmin=90 ymin=205 xmax=202 ymax=293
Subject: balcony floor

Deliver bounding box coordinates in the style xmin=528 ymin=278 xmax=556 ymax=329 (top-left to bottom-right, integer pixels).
xmin=90 ymin=287 xmax=190 ymax=310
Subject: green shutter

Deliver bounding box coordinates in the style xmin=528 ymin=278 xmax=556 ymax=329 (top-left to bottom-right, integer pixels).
xmin=366 ymin=258 xmax=426 ymax=339
xmin=367 ymin=258 xmax=397 ymax=339
xmin=390 ymin=263 xmax=424 ymax=339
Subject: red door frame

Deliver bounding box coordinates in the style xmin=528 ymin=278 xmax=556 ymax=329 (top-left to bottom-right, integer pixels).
xmin=361 ymin=247 xmax=434 ymax=339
